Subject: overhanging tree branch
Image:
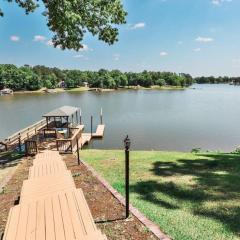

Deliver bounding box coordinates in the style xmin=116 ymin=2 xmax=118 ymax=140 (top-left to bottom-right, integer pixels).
xmin=1 ymin=0 xmax=127 ymax=51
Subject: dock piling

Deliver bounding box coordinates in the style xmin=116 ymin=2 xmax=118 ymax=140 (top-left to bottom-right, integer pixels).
xmin=100 ymin=108 xmax=103 ymax=124
xmin=80 ymin=109 xmax=82 ymax=125
xmin=91 ymin=115 xmax=93 ymax=137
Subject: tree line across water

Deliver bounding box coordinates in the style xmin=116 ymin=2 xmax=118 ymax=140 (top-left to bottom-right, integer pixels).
xmin=0 ymin=64 xmax=239 ymax=91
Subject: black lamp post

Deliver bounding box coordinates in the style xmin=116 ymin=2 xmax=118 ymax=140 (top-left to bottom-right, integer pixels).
xmin=124 ymin=135 xmax=131 ymax=218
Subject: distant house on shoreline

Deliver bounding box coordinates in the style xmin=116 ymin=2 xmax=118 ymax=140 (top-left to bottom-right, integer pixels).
xmin=58 ymin=80 xmax=66 ymax=88
xmin=0 ymin=88 xmax=13 ymax=95
xmin=83 ymin=82 xmax=89 ymax=88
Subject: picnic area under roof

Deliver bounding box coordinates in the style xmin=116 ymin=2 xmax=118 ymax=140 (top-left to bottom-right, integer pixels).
xmin=43 ymin=106 xmax=79 ymax=118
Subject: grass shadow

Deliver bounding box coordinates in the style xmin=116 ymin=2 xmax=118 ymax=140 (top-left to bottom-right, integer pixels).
xmin=0 ymin=151 xmax=24 ymax=168
xmin=130 ymin=153 xmax=240 ymax=235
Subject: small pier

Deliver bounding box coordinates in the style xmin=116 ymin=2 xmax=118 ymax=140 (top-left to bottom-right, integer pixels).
xmin=0 ymin=106 xmax=105 ymax=155
xmin=92 ymin=124 xmax=105 ymax=138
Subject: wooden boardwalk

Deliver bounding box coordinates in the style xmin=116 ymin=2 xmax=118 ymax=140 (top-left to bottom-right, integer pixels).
xmin=3 ymin=150 xmax=107 ymax=240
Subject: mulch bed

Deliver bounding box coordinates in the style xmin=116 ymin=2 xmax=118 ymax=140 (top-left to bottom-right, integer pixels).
xmin=63 ymin=154 xmax=158 ymax=240
xmin=0 ymin=156 xmax=33 ymax=238
xmin=0 ymin=153 xmax=157 ymax=240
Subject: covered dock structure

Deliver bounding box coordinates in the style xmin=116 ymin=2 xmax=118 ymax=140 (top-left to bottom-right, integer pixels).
xmin=43 ymin=106 xmax=81 ymax=131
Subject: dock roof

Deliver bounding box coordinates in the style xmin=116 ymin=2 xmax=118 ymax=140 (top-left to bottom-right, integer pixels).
xmin=43 ymin=106 xmax=79 ymax=118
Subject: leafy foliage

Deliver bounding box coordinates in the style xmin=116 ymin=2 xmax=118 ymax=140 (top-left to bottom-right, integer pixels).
xmin=1 ymin=0 xmax=127 ymax=50
xmin=232 ymin=146 xmax=240 ymax=154
xmin=0 ymin=64 xmax=194 ymax=91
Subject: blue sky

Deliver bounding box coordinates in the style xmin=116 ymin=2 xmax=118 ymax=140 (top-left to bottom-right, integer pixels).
xmin=0 ymin=0 xmax=240 ymax=76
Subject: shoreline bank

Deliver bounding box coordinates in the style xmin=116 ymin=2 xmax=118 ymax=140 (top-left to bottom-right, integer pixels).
xmin=11 ymin=85 xmax=186 ymax=94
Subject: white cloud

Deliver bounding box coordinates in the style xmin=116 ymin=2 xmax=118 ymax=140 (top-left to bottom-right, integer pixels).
xmin=79 ymin=44 xmax=92 ymax=52
xmin=160 ymin=51 xmax=168 ymax=56
xmin=113 ymin=54 xmax=120 ymax=61
xmin=10 ymin=36 xmax=20 ymax=42
xmin=73 ymin=54 xmax=84 ymax=58
xmin=129 ymin=22 xmax=146 ymax=30
xmin=34 ymin=35 xmax=46 ymax=42
xmin=195 ymin=36 xmax=214 ymax=43
xmin=193 ymin=48 xmax=201 ymax=52
xmin=211 ymin=0 xmax=232 ymax=5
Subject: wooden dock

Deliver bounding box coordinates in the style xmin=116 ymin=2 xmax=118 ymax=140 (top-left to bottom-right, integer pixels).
xmin=0 ymin=106 xmax=106 ymax=154
xmin=92 ymin=125 xmax=105 ymax=138
xmin=0 ymin=119 xmax=47 ymax=151
xmin=79 ymin=124 xmax=105 ymax=148
xmin=81 ymin=133 xmax=92 ymax=146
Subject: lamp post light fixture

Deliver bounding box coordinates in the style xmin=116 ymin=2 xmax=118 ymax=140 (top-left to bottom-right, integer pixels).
xmin=124 ymin=135 xmax=131 ymax=218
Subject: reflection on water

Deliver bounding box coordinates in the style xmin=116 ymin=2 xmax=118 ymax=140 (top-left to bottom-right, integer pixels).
xmin=0 ymin=84 xmax=240 ymax=152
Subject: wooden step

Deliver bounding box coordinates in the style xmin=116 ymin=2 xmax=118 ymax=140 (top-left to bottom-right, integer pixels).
xmin=29 ymin=161 xmax=66 ymax=178
xmin=3 ymin=189 xmax=107 ymax=240
xmin=20 ymin=173 xmax=75 ymax=203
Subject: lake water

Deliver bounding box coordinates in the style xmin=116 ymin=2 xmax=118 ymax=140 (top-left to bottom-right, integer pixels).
xmin=0 ymin=84 xmax=240 ymax=152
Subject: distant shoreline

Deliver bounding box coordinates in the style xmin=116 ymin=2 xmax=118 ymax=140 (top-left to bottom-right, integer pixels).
xmin=12 ymin=85 xmax=186 ymax=94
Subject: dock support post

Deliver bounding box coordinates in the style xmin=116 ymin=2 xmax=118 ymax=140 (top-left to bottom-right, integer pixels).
xmin=100 ymin=108 xmax=103 ymax=124
xmin=80 ymin=109 xmax=82 ymax=125
xmin=76 ymin=137 xmax=80 ymax=165
xmin=91 ymin=116 xmax=93 ymax=137
xmin=76 ymin=111 xmax=78 ymax=124
xmin=18 ymin=134 xmax=21 ymax=152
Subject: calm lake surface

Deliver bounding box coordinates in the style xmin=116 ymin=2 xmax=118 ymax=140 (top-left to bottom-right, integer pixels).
xmin=0 ymin=84 xmax=240 ymax=152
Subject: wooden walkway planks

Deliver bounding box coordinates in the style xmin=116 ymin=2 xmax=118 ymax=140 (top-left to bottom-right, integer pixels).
xmin=3 ymin=150 xmax=107 ymax=240
xmin=4 ymin=189 xmax=107 ymax=240
xmin=80 ymin=133 xmax=92 ymax=146
xmin=92 ymin=124 xmax=105 ymax=138
xmin=79 ymin=125 xmax=105 ymax=148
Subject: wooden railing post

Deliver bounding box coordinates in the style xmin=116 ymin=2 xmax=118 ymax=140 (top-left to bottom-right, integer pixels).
xmin=27 ymin=128 xmax=30 ymax=139
xmin=18 ymin=133 xmax=22 ymax=152
xmin=25 ymin=141 xmax=28 ymax=156
xmin=76 ymin=137 xmax=80 ymax=165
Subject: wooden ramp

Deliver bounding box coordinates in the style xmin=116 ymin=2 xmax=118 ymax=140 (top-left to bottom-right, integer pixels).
xmin=3 ymin=150 xmax=107 ymax=240
xmin=80 ymin=133 xmax=92 ymax=146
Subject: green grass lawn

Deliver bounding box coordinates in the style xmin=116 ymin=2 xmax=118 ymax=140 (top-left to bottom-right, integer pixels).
xmin=80 ymin=150 xmax=240 ymax=240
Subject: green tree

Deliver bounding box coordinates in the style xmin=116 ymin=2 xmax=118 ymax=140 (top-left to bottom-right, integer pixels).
xmin=1 ymin=0 xmax=127 ymax=51
xmin=26 ymin=73 xmax=41 ymax=90
xmin=156 ymin=79 xmax=166 ymax=86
